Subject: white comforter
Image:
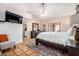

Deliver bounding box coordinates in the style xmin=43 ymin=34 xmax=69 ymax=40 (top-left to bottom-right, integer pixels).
xmin=37 ymin=27 xmax=76 ymax=46
xmin=37 ymin=32 xmax=70 ymax=46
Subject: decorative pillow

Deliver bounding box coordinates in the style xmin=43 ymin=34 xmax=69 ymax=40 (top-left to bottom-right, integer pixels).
xmin=0 ymin=34 xmax=8 ymax=42
xmin=68 ymin=27 xmax=75 ymax=36
xmin=70 ymin=28 xmax=75 ymax=36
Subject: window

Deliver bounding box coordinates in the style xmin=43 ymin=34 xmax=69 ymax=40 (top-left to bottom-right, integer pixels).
xmin=48 ymin=23 xmax=54 ymax=31
xmin=42 ymin=24 xmax=46 ymax=32
xmin=48 ymin=23 xmax=61 ymax=32
xmin=54 ymin=23 xmax=60 ymax=32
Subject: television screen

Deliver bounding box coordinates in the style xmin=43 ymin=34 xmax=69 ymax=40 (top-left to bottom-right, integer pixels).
xmin=5 ymin=11 xmax=22 ymax=24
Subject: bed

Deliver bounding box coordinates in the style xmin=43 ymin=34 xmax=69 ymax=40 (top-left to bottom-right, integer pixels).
xmin=35 ymin=27 xmax=76 ymax=52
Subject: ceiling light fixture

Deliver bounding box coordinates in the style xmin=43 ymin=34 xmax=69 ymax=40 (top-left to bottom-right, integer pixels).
xmin=40 ymin=3 xmax=48 ymax=17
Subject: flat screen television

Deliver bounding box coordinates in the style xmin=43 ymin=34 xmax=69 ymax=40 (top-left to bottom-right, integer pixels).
xmin=5 ymin=11 xmax=22 ymax=24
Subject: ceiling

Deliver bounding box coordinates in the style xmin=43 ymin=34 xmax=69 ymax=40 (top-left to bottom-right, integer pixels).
xmin=2 ymin=3 xmax=78 ymax=19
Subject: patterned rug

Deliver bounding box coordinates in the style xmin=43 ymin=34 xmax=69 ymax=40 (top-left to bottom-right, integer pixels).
xmin=26 ymin=43 xmax=63 ymax=56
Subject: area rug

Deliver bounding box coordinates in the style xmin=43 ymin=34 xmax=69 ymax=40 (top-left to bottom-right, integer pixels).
xmin=26 ymin=42 xmax=63 ymax=56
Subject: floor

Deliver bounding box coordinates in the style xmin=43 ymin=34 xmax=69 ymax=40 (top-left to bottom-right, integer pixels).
xmin=0 ymin=38 xmax=41 ymax=56
xmin=0 ymin=37 xmax=67 ymax=56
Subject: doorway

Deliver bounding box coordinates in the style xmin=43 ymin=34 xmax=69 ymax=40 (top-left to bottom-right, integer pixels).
xmin=31 ymin=23 xmax=39 ymax=38
xmin=23 ymin=23 xmax=27 ymax=39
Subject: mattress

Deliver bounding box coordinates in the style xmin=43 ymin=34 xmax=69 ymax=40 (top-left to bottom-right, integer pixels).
xmin=37 ymin=32 xmax=70 ymax=46
xmin=37 ymin=27 xmax=75 ymax=46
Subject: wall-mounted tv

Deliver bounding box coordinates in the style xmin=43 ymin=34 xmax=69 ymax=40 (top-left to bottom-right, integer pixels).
xmin=5 ymin=11 xmax=23 ymax=24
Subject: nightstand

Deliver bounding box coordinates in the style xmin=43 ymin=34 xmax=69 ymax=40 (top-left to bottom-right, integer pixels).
xmin=66 ymin=40 xmax=79 ymax=56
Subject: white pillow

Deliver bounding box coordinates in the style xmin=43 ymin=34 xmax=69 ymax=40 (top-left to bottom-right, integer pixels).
xmin=67 ymin=27 xmax=75 ymax=36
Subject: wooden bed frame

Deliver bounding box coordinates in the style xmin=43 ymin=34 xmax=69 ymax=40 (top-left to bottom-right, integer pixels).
xmin=35 ymin=27 xmax=79 ymax=55
xmin=35 ymin=38 xmax=67 ymax=53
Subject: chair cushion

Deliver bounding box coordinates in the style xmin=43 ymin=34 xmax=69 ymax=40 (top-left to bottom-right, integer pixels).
xmin=0 ymin=40 xmax=15 ymax=50
xmin=0 ymin=34 xmax=8 ymax=42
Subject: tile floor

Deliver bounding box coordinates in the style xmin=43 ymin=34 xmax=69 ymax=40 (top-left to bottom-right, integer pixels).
xmin=0 ymin=38 xmax=67 ymax=56
xmin=0 ymin=38 xmax=40 ymax=56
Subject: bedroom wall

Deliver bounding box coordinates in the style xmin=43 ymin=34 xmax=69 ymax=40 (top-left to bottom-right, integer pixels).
xmin=26 ymin=17 xmax=41 ymax=31
xmin=0 ymin=4 xmax=23 ymax=44
xmin=0 ymin=23 xmax=23 ymax=43
xmin=24 ymin=15 xmax=70 ymax=39
xmin=70 ymin=14 xmax=79 ymax=26
xmin=24 ymin=17 xmax=44 ymax=39
xmin=51 ymin=16 xmax=70 ymax=31
xmin=24 ymin=16 xmax=70 ymax=32
xmin=39 ymin=16 xmax=70 ymax=32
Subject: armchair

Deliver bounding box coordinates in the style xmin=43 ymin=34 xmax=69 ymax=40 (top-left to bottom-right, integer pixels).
xmin=0 ymin=34 xmax=15 ymax=53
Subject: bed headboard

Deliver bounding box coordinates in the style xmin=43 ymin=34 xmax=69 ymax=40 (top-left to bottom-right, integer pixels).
xmin=75 ymin=27 xmax=79 ymax=43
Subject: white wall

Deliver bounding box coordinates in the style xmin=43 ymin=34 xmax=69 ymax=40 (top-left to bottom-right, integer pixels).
xmin=0 ymin=22 xmax=23 ymax=43
xmin=39 ymin=16 xmax=70 ymax=32
xmin=24 ymin=16 xmax=71 ymax=39
xmin=0 ymin=4 xmax=23 ymax=44
xmin=70 ymin=14 xmax=79 ymax=26
xmin=24 ymin=17 xmax=41 ymax=39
